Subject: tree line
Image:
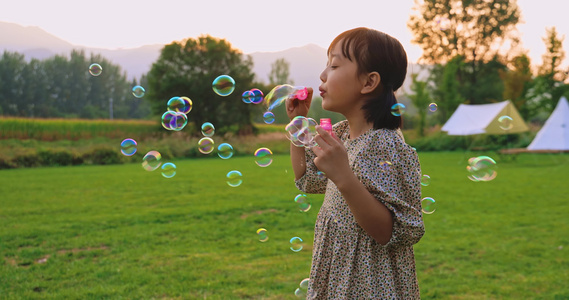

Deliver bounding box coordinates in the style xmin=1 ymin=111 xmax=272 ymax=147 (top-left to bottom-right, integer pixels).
xmin=0 ymin=50 xmax=149 ymax=119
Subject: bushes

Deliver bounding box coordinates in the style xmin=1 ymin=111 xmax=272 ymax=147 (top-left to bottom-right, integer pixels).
xmin=0 ymin=147 xmax=123 ymax=169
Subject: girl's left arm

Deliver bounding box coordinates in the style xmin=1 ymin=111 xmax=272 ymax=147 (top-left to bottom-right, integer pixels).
xmin=311 ymin=126 xmax=394 ymax=245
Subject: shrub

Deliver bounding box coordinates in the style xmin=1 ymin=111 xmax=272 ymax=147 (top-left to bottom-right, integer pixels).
xmin=85 ymin=147 xmax=122 ymax=165
xmin=38 ymin=149 xmax=74 ymax=166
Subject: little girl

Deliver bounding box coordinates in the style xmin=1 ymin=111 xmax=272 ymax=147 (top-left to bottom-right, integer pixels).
xmin=286 ymin=27 xmax=424 ymax=299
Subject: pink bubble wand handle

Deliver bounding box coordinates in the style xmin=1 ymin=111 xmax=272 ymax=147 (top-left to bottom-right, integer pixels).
xmin=294 ymin=87 xmax=308 ymax=100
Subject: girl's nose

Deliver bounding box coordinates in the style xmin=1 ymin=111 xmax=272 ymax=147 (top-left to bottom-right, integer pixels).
xmin=320 ymin=68 xmax=327 ymax=82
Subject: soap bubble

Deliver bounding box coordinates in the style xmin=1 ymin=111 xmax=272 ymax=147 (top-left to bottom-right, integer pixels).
xmin=254 ymin=148 xmax=273 ymax=167
xmin=428 ymin=103 xmax=438 ymax=112
xmin=380 ymin=161 xmax=392 ymax=172
xmin=316 ymin=171 xmax=326 ymax=180
xmin=421 ymin=175 xmax=431 ymax=186
xmin=391 ymin=103 xmax=405 ymax=116
xmin=241 ymin=90 xmax=253 ymax=103
xmin=89 ymin=63 xmax=102 ymax=76
xmin=294 ymin=288 xmax=306 ymax=298
xmin=198 ymin=137 xmax=215 ymax=154
xmin=498 ymin=115 xmax=513 ymax=130
xmin=142 ymin=151 xmax=161 ymax=171
xmin=257 ymin=228 xmax=268 ymax=242
xmin=161 ymin=111 xmax=187 ymax=131
xmin=421 ymin=197 xmax=436 ymax=214
xmin=120 ymin=138 xmax=137 ymax=156
xmin=226 ymin=170 xmax=243 ymax=187
xmin=212 ymin=75 xmax=235 ymax=96
xmin=250 ymin=88 xmax=264 ymax=104
xmin=294 ymin=194 xmax=311 ymax=212
xmin=201 ymin=122 xmax=215 ymax=137
xmin=161 ymin=162 xmax=176 ymax=178
xmin=299 ymin=278 xmax=309 ymax=290
xmin=290 ymin=237 xmax=303 ymax=252
xmin=467 ymin=156 xmax=497 ymax=182
xmin=132 ymin=86 xmax=145 ymax=98
xmin=265 ymin=84 xmax=308 ymax=111
xmin=217 ymin=143 xmax=234 ymax=159
xmin=263 ymin=111 xmax=275 ymax=124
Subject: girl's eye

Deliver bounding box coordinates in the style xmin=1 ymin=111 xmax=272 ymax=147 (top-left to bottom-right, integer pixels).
xmin=330 ymin=66 xmax=338 ymax=69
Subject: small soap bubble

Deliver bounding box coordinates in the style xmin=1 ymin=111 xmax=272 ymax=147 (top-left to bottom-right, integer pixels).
xmin=161 ymin=162 xmax=176 ymax=178
xmin=226 ymin=170 xmax=243 ymax=187
xmin=467 ymin=156 xmax=497 ymax=182
xmin=132 ymin=85 xmax=145 ymax=98
xmin=142 ymin=151 xmax=161 ymax=171
xmin=250 ymin=88 xmax=264 ymax=104
xmin=257 ymin=228 xmax=268 ymax=242
xmin=120 ymin=138 xmax=137 ymax=156
xmin=290 ymin=237 xmax=303 ymax=252
xmin=316 ymin=171 xmax=326 ymax=180
xmin=179 ymin=96 xmax=193 ymax=114
xmin=198 ymin=137 xmax=215 ymax=154
xmin=285 ymin=116 xmax=318 ymax=148
xmin=421 ymin=197 xmax=436 ymax=214
xmin=421 ymin=174 xmax=431 ymax=186
xmin=201 ymin=122 xmax=215 ymax=137
xmin=212 ymin=75 xmax=235 ymax=96
xmin=380 ymin=161 xmax=392 ymax=172
xmin=428 ymin=103 xmax=438 ymax=112
xmin=294 ymin=288 xmax=306 ymax=298
xmin=217 ymin=143 xmax=234 ymax=159
xmin=390 ymin=103 xmax=405 ymax=116
xmin=294 ymin=194 xmax=311 ymax=212
xmin=299 ymin=278 xmax=309 ymax=290
xmin=498 ymin=115 xmax=513 ymax=130
xmin=89 ymin=63 xmax=102 ymax=76
xmin=263 ymin=111 xmax=275 ymax=124
xmin=436 ymin=16 xmax=451 ymax=31
xmin=161 ymin=111 xmax=187 ymax=131
xmin=254 ymin=148 xmax=273 ymax=167
xmin=241 ymin=90 xmax=253 ymax=103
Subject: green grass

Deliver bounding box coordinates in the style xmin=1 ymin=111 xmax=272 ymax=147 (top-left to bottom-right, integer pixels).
xmin=0 ymin=152 xmax=568 ymax=299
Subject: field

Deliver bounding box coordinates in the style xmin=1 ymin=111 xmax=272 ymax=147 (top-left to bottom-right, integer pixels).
xmin=1 ymin=151 xmax=568 ymax=299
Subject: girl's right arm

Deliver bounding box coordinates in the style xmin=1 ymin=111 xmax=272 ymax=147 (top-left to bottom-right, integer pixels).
xmin=285 ymin=88 xmax=313 ymax=180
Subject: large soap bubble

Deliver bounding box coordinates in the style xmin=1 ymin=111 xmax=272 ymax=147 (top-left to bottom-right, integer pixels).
xmin=265 ymin=84 xmax=308 ymax=111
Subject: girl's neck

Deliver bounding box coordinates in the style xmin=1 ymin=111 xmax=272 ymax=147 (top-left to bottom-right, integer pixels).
xmin=345 ymin=114 xmax=373 ymax=140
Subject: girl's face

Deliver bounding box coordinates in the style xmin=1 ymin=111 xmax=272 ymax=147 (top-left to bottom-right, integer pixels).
xmin=319 ymin=41 xmax=365 ymax=115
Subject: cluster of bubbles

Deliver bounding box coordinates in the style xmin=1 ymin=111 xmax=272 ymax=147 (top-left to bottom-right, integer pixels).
xmin=286 ymin=116 xmax=318 ymax=148
xmin=467 ymin=156 xmax=497 ymax=182
xmin=294 ymin=278 xmax=312 ymax=298
xmin=241 ymin=88 xmax=264 ymax=104
xmin=161 ymin=96 xmax=192 ymax=131
xmin=498 ymin=115 xmax=513 ymax=130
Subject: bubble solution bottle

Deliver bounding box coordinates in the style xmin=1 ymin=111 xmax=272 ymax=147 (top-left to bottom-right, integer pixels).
xmin=320 ymin=118 xmax=332 ymax=135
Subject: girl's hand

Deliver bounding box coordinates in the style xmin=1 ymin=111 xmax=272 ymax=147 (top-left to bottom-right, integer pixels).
xmin=285 ymin=87 xmax=313 ymax=120
xmin=311 ymin=126 xmax=352 ymax=184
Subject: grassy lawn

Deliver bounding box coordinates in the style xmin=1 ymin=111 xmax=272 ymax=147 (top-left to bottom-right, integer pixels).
xmin=0 ymin=152 xmax=568 ymax=299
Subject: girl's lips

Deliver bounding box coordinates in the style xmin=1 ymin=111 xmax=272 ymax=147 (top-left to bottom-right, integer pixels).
xmin=319 ymin=89 xmax=326 ymax=97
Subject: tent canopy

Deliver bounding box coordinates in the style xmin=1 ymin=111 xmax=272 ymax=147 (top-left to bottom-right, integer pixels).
xmin=527 ymin=96 xmax=569 ymax=151
xmin=441 ymin=100 xmax=529 ymax=136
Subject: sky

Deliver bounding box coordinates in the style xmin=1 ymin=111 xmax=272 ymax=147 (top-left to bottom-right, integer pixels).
xmin=1 ymin=0 xmax=568 ymax=69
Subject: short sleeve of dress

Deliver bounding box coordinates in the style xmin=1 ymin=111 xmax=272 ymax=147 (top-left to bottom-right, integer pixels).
xmin=354 ymin=130 xmax=425 ymax=247
xmin=295 ymin=121 xmax=349 ymax=194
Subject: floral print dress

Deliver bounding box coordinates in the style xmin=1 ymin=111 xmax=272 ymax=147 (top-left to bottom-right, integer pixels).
xmin=295 ymin=120 xmax=424 ymax=299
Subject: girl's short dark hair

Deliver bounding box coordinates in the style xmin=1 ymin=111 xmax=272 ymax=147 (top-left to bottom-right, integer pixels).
xmin=328 ymin=27 xmax=407 ymax=130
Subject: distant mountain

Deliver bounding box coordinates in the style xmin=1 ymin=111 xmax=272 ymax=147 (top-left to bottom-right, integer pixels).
xmin=0 ymin=21 xmax=424 ymax=98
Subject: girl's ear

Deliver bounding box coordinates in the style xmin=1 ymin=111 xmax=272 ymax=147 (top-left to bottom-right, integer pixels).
xmin=361 ymin=71 xmax=381 ymax=95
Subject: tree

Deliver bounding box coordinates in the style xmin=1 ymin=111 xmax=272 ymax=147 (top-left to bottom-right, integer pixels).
xmin=538 ymin=27 xmax=566 ymax=82
xmin=407 ymin=74 xmax=432 ymax=137
xmin=408 ymin=0 xmax=520 ymax=64
xmin=146 ymin=35 xmax=256 ymax=133
xmin=0 ymin=51 xmax=26 ymax=116
xmin=499 ymin=54 xmax=533 ymax=119
xmin=268 ymin=58 xmax=293 ymax=86
xmin=408 ymin=0 xmax=519 ymax=104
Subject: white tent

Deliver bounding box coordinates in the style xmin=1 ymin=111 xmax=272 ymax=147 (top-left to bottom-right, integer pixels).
xmin=527 ymin=96 xmax=569 ymax=151
xmin=441 ymin=100 xmax=529 ymax=135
